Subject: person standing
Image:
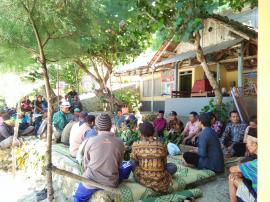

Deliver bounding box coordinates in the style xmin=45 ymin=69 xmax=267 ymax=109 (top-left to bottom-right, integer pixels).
xmin=67 ymin=86 xmax=78 ymax=98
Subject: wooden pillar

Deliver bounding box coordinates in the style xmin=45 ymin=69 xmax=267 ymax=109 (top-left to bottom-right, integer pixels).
xmin=174 ymin=62 xmax=179 ymax=91
xmin=237 ymin=42 xmax=244 ymax=88
xmin=151 ymin=69 xmax=154 ymax=112
xmin=216 ymin=63 xmax=221 ymax=86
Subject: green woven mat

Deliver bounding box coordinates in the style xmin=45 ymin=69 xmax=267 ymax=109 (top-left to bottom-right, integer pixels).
xmin=50 ymin=144 xmax=215 ymax=202
xmin=137 ymin=188 xmax=203 ymax=202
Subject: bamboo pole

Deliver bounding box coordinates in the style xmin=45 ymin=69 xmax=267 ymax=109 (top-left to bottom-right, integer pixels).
xmin=50 ymin=166 xmax=119 ymax=194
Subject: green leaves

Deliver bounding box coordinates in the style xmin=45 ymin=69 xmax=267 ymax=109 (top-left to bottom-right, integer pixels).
xmin=201 ymin=98 xmax=230 ymax=123
xmin=136 ymin=0 xmax=257 ymax=49
xmin=113 ymin=89 xmax=141 ymax=113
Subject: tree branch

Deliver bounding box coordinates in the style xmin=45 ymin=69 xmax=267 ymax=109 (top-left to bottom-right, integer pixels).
xmin=89 ymin=56 xmax=103 ymax=82
xmin=21 ymin=1 xmax=45 ymax=63
xmin=74 ymin=59 xmax=100 ymax=83
xmin=30 ymin=0 xmax=37 ymax=13
xmin=42 ymin=32 xmax=50 ymax=47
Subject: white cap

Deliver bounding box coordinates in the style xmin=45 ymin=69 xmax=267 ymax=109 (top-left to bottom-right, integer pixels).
xmin=61 ymin=101 xmax=71 ymax=108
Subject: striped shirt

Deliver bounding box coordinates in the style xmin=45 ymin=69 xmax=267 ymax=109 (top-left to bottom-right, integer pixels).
xmin=240 ymin=159 xmax=257 ymax=192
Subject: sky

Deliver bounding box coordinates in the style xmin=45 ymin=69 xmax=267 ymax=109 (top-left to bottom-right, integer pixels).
xmin=0 ymin=73 xmax=43 ymax=107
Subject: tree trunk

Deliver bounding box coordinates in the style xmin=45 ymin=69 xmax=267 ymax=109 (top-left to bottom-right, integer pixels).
xmin=12 ymin=99 xmax=22 ymax=176
xmin=74 ymin=59 xmax=121 ymax=111
xmin=24 ymin=4 xmax=54 ymax=200
xmin=41 ymin=62 xmax=54 ymax=202
xmin=194 ymin=32 xmax=223 ymax=106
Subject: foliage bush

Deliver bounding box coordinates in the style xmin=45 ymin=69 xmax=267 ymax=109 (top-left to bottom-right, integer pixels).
xmin=201 ymin=98 xmax=231 ymax=123
xmin=141 ymin=112 xmax=157 ymax=122
xmin=113 ymin=90 xmax=141 ymax=113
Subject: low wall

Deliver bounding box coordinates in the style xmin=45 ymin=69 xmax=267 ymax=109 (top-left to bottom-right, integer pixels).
xmin=165 ymin=96 xmax=257 ymax=117
xmin=165 ymin=97 xmax=234 ymax=117
xmin=140 ymin=101 xmax=165 ymax=112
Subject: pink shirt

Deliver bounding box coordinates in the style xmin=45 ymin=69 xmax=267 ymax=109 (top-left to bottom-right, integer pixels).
xmin=184 ymin=120 xmax=200 ymax=136
xmin=153 ymin=118 xmax=167 ymax=132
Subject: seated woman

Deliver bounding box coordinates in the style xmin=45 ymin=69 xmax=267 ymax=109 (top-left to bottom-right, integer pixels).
xmin=209 ymin=112 xmax=223 ymax=137
xmin=131 ymin=121 xmax=177 ymax=194
xmin=183 ymin=113 xmax=224 ymax=173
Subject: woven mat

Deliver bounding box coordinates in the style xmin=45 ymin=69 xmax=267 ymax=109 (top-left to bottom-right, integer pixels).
xmin=51 ymin=144 xmax=215 ymax=202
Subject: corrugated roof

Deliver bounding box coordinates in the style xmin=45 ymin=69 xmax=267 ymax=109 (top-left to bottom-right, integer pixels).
xmin=155 ymin=38 xmax=243 ymax=67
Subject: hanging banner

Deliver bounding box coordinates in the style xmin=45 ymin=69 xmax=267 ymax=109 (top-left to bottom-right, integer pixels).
xmin=161 ymin=70 xmax=175 ymax=95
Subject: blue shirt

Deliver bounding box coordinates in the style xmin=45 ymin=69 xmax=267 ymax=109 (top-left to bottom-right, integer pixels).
xmin=84 ymin=127 xmax=97 ymax=139
xmin=240 ymin=159 xmax=257 ymax=192
xmin=114 ymin=115 xmax=125 ymax=128
xmin=198 ymin=127 xmax=224 ymax=173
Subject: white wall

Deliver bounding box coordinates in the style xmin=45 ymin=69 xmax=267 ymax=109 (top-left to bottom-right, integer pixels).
xmin=165 ymin=97 xmax=234 ymax=117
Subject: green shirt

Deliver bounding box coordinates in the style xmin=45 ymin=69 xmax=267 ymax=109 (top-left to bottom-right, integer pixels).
xmin=52 ymin=111 xmax=68 ymax=134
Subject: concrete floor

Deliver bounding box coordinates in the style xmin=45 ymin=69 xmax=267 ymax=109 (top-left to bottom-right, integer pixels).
xmin=197 ymin=172 xmax=230 ymax=202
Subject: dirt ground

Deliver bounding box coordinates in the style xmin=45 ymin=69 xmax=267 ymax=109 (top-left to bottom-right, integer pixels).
xmin=0 ymin=170 xmax=230 ymax=202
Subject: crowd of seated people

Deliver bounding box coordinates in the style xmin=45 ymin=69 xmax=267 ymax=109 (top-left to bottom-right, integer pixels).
xmin=1 ymin=90 xmax=258 ymax=202
xmin=0 ymin=88 xmax=84 ymax=148
xmin=150 ymin=109 xmax=257 ymax=201
xmin=0 ymin=95 xmax=46 ymax=148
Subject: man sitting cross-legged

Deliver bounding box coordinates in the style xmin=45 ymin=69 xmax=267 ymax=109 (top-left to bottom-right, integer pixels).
xmin=228 ymin=128 xmax=257 ymax=202
xmin=221 ymin=110 xmax=247 ymax=157
xmin=183 ymin=113 xmax=224 ymax=173
xmin=181 ymin=111 xmax=201 ymax=146
xmin=131 ymin=121 xmax=177 ymax=194
xmin=73 ymin=113 xmax=132 ymax=202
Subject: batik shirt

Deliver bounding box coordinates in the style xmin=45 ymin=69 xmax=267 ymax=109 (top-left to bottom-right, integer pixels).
xmin=167 ymin=118 xmax=184 ymax=133
xmin=221 ymin=122 xmax=247 ymax=145
xmin=131 ymin=138 xmax=172 ymax=193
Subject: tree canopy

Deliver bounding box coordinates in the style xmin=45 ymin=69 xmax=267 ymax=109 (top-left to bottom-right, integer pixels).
xmin=135 ymin=0 xmax=257 ymax=105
